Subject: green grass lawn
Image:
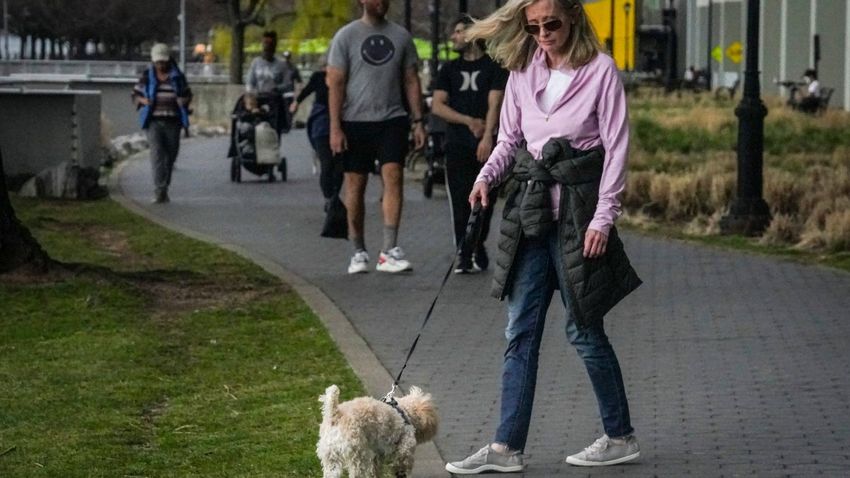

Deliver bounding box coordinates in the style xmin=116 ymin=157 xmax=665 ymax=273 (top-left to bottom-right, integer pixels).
xmin=0 ymin=197 xmax=364 ymax=477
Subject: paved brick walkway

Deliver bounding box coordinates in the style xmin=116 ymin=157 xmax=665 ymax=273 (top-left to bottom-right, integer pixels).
xmin=117 ymin=132 xmax=850 ymax=477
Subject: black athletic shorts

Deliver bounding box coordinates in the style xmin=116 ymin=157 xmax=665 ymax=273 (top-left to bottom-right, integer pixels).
xmin=340 ymin=116 xmax=409 ymax=174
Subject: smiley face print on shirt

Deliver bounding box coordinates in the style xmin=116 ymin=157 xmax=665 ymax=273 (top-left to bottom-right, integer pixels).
xmin=361 ymin=34 xmax=396 ymax=66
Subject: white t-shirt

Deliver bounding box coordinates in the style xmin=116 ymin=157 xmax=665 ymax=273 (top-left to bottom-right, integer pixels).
xmin=538 ymin=68 xmax=574 ymax=113
xmin=807 ymin=79 xmax=821 ymax=96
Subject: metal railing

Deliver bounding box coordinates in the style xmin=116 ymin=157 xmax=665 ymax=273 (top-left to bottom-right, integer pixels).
xmin=0 ymin=59 xmax=230 ymax=81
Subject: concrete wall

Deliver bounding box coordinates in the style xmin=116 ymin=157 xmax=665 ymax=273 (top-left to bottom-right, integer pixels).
xmin=762 ymin=0 xmax=782 ymax=95
xmin=0 ymin=89 xmax=102 ymax=176
xmin=0 ymin=77 xmax=250 ymax=137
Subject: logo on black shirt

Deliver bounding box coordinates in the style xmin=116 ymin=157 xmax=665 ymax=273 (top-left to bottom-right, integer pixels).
xmin=460 ymin=71 xmax=481 ymax=92
xmin=361 ymin=35 xmax=395 ymax=66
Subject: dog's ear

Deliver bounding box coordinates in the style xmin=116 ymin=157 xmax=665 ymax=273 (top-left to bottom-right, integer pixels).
xmin=407 ymin=386 xmax=423 ymax=397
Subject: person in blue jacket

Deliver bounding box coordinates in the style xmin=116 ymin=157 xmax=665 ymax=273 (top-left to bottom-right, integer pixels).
xmin=132 ymin=43 xmax=192 ymax=203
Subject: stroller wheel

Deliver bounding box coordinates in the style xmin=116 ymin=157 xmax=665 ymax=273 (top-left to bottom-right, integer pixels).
xmin=268 ymin=168 xmax=276 ymax=183
xmin=423 ymin=170 xmax=434 ymax=198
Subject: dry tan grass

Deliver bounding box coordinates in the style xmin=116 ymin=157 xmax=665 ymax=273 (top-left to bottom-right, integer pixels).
xmin=624 ymin=171 xmax=652 ymax=209
xmin=708 ymin=172 xmax=736 ymax=213
xmin=760 ymin=214 xmax=802 ymax=246
xmin=647 ymin=106 xmax=735 ymax=133
xmin=764 ymin=170 xmax=806 ymax=215
xmin=624 ymin=97 xmax=850 ymax=252
xmin=667 ymin=175 xmax=704 ymax=219
xmin=648 ymin=173 xmax=671 ymax=210
xmin=824 ymin=210 xmax=850 ymax=251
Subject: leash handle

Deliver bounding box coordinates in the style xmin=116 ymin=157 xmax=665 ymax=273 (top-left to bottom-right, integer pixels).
xmin=459 ymin=201 xmax=484 ymax=258
xmin=392 ymin=200 xmax=484 ymax=387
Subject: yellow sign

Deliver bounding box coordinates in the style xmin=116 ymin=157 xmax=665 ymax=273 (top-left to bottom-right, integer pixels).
xmin=726 ymin=41 xmax=743 ymax=64
xmin=712 ymin=46 xmax=723 ymax=63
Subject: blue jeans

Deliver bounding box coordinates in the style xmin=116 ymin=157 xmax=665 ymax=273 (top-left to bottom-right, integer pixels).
xmin=494 ymin=229 xmax=633 ymax=451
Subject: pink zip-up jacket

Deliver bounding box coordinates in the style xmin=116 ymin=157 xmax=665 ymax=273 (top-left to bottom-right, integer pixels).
xmin=475 ymin=48 xmax=629 ymax=236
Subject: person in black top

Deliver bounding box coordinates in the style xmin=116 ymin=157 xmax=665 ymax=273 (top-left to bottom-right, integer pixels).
xmin=291 ymin=55 xmax=342 ymax=204
xmin=432 ymin=16 xmax=509 ymax=273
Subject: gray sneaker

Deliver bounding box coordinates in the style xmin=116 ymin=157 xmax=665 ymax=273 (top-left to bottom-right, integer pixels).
xmin=445 ymin=445 xmax=525 ymax=474
xmin=566 ymin=434 xmax=640 ymax=466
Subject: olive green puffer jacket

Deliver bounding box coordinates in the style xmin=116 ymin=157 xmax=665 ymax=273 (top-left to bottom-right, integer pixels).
xmin=491 ymin=137 xmax=642 ymax=328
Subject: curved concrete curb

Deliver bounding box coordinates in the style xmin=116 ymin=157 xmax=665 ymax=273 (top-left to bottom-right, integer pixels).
xmin=108 ymin=153 xmax=446 ymax=477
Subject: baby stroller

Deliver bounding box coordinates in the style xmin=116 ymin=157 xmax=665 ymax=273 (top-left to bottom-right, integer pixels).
xmin=422 ymin=115 xmax=447 ymax=198
xmin=228 ymin=92 xmax=288 ymax=183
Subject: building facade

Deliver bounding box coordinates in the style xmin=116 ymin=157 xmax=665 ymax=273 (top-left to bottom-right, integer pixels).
xmin=683 ymin=0 xmax=850 ymax=110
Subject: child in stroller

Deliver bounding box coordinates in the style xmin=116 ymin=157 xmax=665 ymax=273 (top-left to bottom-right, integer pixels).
xmin=229 ymin=92 xmax=288 ymax=183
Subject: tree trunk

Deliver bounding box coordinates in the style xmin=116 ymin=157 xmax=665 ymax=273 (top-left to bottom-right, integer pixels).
xmin=0 ymin=149 xmax=51 ymax=274
xmin=229 ymin=22 xmax=246 ymax=84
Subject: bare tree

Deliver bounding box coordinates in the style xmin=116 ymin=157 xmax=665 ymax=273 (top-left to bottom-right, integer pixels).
xmin=217 ymin=0 xmax=268 ymax=84
xmin=0 ymin=150 xmax=50 ymax=274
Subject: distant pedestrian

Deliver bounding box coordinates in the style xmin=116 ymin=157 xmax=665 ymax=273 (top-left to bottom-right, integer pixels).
xmin=793 ymin=68 xmax=821 ymax=114
xmin=327 ymin=0 xmax=427 ymax=274
xmin=444 ymin=0 xmax=643 ymax=474
xmin=132 ymin=43 xmax=192 ymax=204
xmin=281 ymin=51 xmax=304 ymax=98
xmin=290 ymin=55 xmax=343 ymax=208
xmin=431 ymin=16 xmax=508 ymax=274
xmin=246 ymin=31 xmax=296 ymax=134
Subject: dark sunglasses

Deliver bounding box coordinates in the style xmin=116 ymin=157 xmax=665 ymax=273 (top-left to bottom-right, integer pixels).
xmin=523 ymin=19 xmax=564 ymax=36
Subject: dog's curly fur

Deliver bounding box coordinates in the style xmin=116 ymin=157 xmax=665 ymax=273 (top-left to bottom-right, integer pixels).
xmin=317 ymin=385 xmax=438 ymax=478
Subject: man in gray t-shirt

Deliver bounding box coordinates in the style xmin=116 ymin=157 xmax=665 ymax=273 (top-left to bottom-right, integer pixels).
xmin=327 ymin=0 xmax=426 ymax=275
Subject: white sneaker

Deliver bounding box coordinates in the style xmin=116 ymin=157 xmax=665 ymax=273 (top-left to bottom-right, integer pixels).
xmin=566 ymin=435 xmax=640 ymax=467
xmin=347 ymin=250 xmax=370 ymax=274
xmin=376 ymin=246 xmax=412 ymax=273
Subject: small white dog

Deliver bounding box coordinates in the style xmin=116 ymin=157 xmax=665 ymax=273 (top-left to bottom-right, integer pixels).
xmin=317 ymin=384 xmax=438 ymax=478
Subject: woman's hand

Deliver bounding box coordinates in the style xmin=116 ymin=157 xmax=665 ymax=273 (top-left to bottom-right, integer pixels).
xmin=583 ymin=228 xmax=608 ymax=258
xmin=469 ymin=181 xmax=490 ymax=208
xmin=289 ymin=101 xmax=298 ymax=114
xmin=137 ymin=97 xmax=150 ymax=106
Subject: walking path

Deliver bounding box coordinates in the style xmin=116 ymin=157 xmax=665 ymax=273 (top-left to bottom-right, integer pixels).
xmin=114 ymin=131 xmax=850 ymax=477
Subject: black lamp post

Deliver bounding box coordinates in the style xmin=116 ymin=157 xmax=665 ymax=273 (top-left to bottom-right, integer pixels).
xmin=405 ymin=0 xmax=411 ymax=31
xmin=459 ymin=0 xmax=468 ymax=15
xmin=720 ymin=0 xmax=771 ymax=235
xmin=623 ymin=1 xmax=631 ymax=71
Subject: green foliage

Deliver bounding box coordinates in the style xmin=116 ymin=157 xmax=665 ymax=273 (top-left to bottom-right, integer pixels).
xmin=290 ymin=0 xmax=352 ymax=48
xmin=630 ymin=115 xmax=736 ymax=154
xmin=0 ymin=198 xmax=364 ymax=477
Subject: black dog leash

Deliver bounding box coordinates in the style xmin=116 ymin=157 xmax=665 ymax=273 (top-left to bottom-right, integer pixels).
xmin=383 ymin=201 xmax=484 ymax=402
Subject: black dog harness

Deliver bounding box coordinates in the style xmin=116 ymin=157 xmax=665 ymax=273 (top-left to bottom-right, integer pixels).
xmin=381 ymin=396 xmax=411 ymax=426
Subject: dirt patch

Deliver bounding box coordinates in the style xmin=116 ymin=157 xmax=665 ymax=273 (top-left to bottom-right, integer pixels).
xmin=0 ymin=261 xmax=74 ymax=285
xmin=140 ymin=279 xmax=285 ymax=319
xmin=3 ymin=216 xmax=288 ymax=314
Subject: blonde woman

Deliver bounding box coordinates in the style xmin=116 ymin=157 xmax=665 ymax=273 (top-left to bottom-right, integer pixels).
xmin=445 ymin=0 xmax=642 ymax=473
